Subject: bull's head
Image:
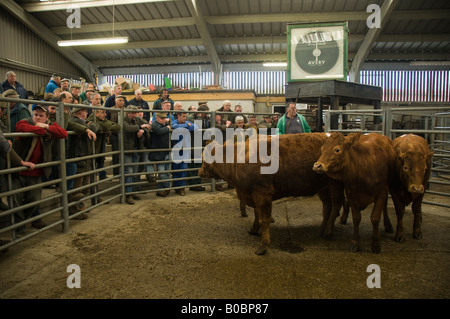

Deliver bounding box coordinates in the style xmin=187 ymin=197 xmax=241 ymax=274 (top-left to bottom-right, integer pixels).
xmin=313 ymin=132 xmax=361 ymax=176
xmin=397 ymin=149 xmax=435 ymax=194
xmin=198 ymin=140 xmax=220 ymax=179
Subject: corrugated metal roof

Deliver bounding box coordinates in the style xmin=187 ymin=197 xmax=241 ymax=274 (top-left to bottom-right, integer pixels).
xmin=10 ymin=0 xmax=450 ymax=74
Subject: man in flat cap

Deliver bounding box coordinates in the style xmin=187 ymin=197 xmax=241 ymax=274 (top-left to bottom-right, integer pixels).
xmin=122 ymin=105 xmax=151 ymax=204
xmin=66 ymin=105 xmax=99 ymax=218
xmin=2 ymin=89 xmax=31 ymax=133
xmin=149 ymin=112 xmax=172 ymax=197
xmin=70 ymin=83 xmax=82 ymax=104
xmin=12 ymin=104 xmax=68 ymax=232
xmin=60 ymin=78 xmax=70 ymax=92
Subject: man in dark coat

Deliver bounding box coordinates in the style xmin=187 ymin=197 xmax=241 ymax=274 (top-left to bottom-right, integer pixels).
xmin=1 ymin=71 xmax=28 ymax=100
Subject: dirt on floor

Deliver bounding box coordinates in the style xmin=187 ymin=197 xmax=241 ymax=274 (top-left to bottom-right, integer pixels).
xmin=0 ymin=186 xmax=449 ymax=300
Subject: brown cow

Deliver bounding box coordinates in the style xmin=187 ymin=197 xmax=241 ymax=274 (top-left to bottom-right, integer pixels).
xmin=313 ymin=132 xmax=397 ymax=253
xmin=198 ymin=133 xmax=344 ymax=255
xmin=390 ymin=134 xmax=434 ymax=241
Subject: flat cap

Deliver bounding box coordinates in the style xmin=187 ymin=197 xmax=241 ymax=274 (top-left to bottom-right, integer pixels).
xmin=155 ymin=112 xmax=168 ymax=118
xmin=72 ymin=106 xmax=87 ymax=114
xmin=126 ymin=105 xmax=139 ymax=111
xmin=115 ymin=94 xmax=126 ymax=100
xmin=70 ymin=83 xmax=81 ymax=89
xmin=198 ymin=100 xmax=208 ymax=106
xmin=61 ymin=78 xmax=70 ymax=82
xmin=2 ymin=89 xmax=19 ymax=98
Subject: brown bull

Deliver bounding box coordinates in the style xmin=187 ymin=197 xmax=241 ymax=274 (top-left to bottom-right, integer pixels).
xmin=313 ymin=132 xmax=398 ymax=253
xmin=198 ymin=133 xmax=344 ymax=255
xmin=391 ymin=134 xmax=434 ymax=241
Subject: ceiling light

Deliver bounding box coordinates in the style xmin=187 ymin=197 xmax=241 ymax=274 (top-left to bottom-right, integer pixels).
xmin=57 ymin=37 xmax=129 ymax=47
xmin=263 ymin=62 xmax=287 ymax=67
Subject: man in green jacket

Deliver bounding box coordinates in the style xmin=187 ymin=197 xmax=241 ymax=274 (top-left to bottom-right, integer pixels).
xmin=276 ymin=102 xmax=311 ymax=135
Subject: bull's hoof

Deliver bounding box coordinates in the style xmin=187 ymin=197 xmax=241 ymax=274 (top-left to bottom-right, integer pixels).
xmin=270 ymin=217 xmax=275 ymax=223
xmin=339 ymin=217 xmax=348 ymax=225
xmin=350 ymin=241 xmax=360 ymax=253
xmin=248 ymin=229 xmax=260 ymax=236
xmin=323 ymin=233 xmax=333 ymax=241
xmin=384 ymin=223 xmax=394 ymax=233
xmin=241 ymin=213 xmax=248 ymax=217
xmin=371 ymin=243 xmax=381 ymax=254
xmin=394 ymin=233 xmax=405 ymax=243
xmin=255 ymin=245 xmax=268 ymax=255
xmin=413 ymin=230 xmax=422 ymax=240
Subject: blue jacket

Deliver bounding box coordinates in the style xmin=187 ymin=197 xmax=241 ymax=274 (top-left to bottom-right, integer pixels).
xmin=1 ymin=80 xmax=28 ymax=100
xmin=45 ymin=80 xmax=59 ymax=94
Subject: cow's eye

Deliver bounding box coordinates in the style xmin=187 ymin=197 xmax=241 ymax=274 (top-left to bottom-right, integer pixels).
xmin=334 ymin=147 xmax=340 ymax=154
xmin=403 ymin=166 xmax=408 ymax=171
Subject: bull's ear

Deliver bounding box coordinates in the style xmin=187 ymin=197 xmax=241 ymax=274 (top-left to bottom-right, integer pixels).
xmin=344 ymin=131 xmax=361 ymax=148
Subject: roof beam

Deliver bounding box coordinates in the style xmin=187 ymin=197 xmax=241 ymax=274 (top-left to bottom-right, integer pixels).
xmin=349 ymin=0 xmax=398 ymax=83
xmin=52 ymin=17 xmax=195 ymax=35
xmin=184 ymin=0 xmax=221 ymax=80
xmin=23 ymin=0 xmax=180 ymax=12
xmin=92 ymin=52 xmax=449 ymax=68
xmin=0 ymin=0 xmax=96 ymax=82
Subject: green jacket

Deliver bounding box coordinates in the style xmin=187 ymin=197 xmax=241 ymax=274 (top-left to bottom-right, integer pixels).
xmin=87 ymin=113 xmax=121 ymax=154
xmin=276 ymin=113 xmax=311 ymax=135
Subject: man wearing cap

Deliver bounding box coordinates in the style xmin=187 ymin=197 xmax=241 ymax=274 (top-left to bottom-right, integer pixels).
xmin=258 ymin=115 xmax=273 ymax=135
xmin=151 ymin=100 xmax=175 ymax=124
xmin=122 ymin=105 xmax=151 ymax=204
xmin=1 ymin=71 xmax=28 ymax=100
xmin=271 ymin=113 xmax=280 ymax=128
xmin=128 ymin=89 xmax=150 ymax=122
xmin=149 ymin=112 xmax=172 ymax=197
xmin=2 ymin=89 xmax=32 ymax=133
xmin=87 ymin=106 xmax=121 ymax=182
xmin=60 ymin=78 xmax=70 ymax=92
xmin=67 ymin=106 xmax=99 ymax=218
xmin=0 ymin=101 xmax=35 ymax=212
xmin=12 ymin=104 xmax=68 ymax=230
xmin=152 ymin=88 xmax=174 ymax=111
xmin=70 ymin=83 xmax=82 ymax=104
xmin=80 ymin=83 xmax=95 ymax=103
xmin=45 ymin=75 xmax=61 ymax=94
xmin=108 ymin=94 xmax=126 ymax=176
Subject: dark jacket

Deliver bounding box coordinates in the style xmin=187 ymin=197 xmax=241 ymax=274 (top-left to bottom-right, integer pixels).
xmin=1 ymin=80 xmax=28 ymax=100
xmin=123 ymin=115 xmax=150 ymax=151
xmin=149 ymin=120 xmax=170 ymax=161
xmin=152 ymin=95 xmax=174 ymax=110
xmin=9 ymin=103 xmax=32 ymax=132
xmin=87 ymin=113 xmax=121 ymax=154
xmin=67 ymin=117 xmax=100 ymax=172
xmin=128 ymin=98 xmax=150 ymax=122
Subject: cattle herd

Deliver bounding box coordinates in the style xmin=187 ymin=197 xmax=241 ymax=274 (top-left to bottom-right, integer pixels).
xmin=199 ymin=132 xmax=434 ymax=255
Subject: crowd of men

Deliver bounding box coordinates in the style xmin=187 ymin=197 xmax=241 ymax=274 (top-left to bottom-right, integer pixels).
xmin=0 ymin=71 xmax=311 ymax=244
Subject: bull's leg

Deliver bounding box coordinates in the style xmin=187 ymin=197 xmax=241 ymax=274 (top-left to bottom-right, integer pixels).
xmin=339 ymin=197 xmax=350 ymax=225
xmin=350 ymin=206 xmax=361 ymax=253
xmin=391 ymin=192 xmax=406 ymax=243
xmin=370 ymin=192 xmax=387 ymax=254
xmin=411 ymin=196 xmax=424 ymax=239
xmin=318 ymin=188 xmax=333 ymax=238
xmin=240 ymin=199 xmax=248 ymax=217
xmin=248 ymin=208 xmax=260 ymax=236
xmin=254 ymin=197 xmax=273 ymax=256
xmin=382 ymin=198 xmax=394 ymax=233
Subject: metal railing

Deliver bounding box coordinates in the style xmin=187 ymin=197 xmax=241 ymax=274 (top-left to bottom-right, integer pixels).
xmin=323 ymin=106 xmax=450 ymax=209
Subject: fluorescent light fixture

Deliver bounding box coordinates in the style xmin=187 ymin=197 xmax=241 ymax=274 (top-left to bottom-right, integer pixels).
xmin=263 ymin=62 xmax=287 ymax=67
xmin=410 ymin=61 xmax=450 ymax=66
xmin=57 ymin=37 xmax=129 ymax=47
